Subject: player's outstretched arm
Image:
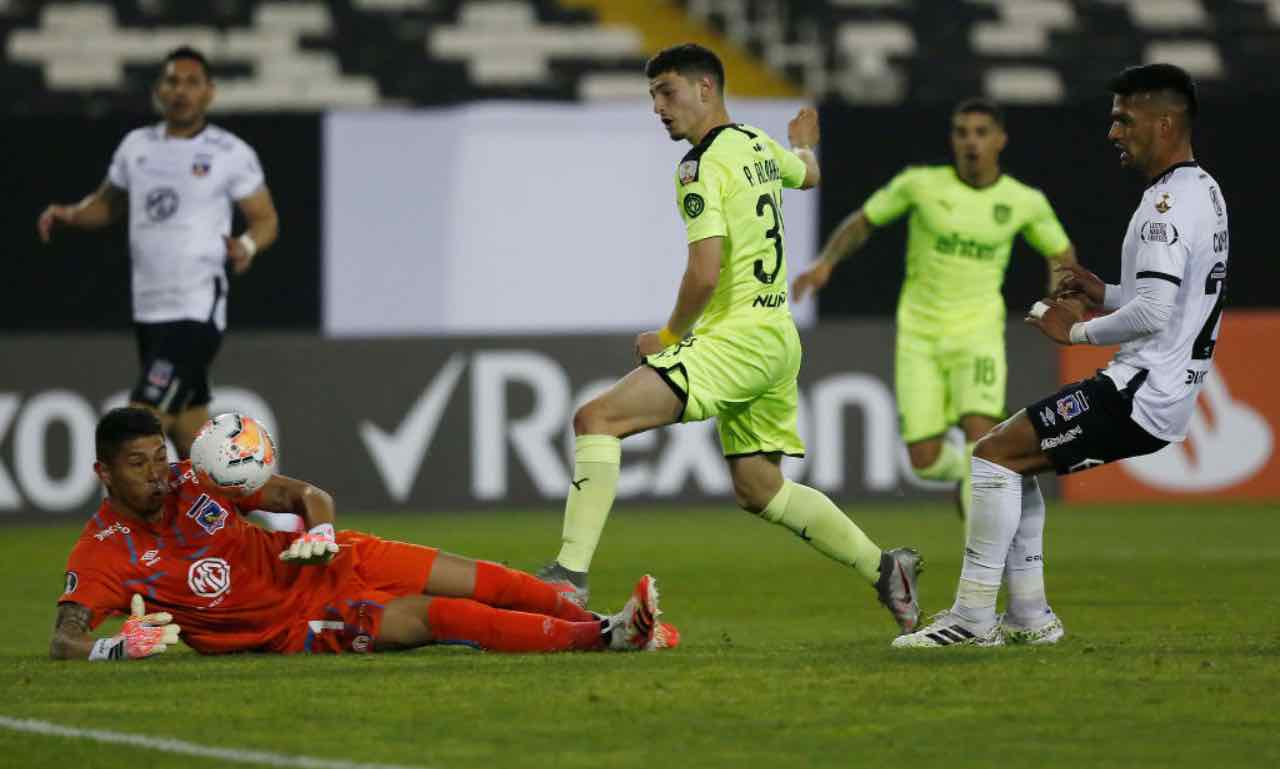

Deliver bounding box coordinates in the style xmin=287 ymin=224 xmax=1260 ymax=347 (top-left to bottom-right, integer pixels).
xmin=791 ymin=209 xmax=875 ymax=302
xmin=37 ymin=179 xmax=126 ymax=243
xmin=788 ymin=107 xmax=821 ymax=190
xmin=51 ymin=596 xmax=181 ymax=661
xmin=225 ymin=185 xmax=279 ymax=275
xmin=635 ymin=237 xmax=722 ymax=358
xmin=257 ymin=474 xmax=341 ymax=564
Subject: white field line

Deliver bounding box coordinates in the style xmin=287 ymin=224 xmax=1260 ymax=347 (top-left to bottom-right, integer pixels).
xmin=0 ymin=715 xmax=438 ymax=769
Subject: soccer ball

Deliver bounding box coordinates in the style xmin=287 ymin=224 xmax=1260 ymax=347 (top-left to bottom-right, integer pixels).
xmin=191 ymin=413 xmax=277 ymax=495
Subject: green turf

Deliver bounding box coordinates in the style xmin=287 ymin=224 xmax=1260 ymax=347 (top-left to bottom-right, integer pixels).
xmin=2 ymin=502 xmax=1278 ymax=769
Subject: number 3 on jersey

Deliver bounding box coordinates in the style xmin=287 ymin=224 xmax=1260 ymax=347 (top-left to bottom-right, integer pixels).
xmin=755 ymin=192 xmax=784 ymax=284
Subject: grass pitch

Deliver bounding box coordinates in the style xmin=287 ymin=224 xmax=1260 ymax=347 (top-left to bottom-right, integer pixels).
xmin=2 ymin=502 xmax=1278 ymax=769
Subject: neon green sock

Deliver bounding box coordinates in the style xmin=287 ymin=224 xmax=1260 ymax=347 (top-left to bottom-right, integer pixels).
xmin=554 ymin=435 xmax=621 ymax=573
xmin=915 ymin=440 xmax=966 ymax=482
xmin=761 ymin=479 xmax=882 ymax=584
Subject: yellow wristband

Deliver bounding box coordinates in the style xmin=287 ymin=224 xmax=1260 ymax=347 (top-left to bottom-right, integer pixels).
xmin=657 ymin=327 xmax=681 ymax=347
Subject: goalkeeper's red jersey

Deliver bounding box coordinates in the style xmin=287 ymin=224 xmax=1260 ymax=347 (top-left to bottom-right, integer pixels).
xmin=58 ymin=461 xmax=395 ymax=654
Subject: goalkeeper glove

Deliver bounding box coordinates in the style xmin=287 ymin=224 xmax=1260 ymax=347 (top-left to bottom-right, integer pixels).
xmin=89 ymin=594 xmax=181 ymax=661
xmin=279 ymin=522 xmax=339 ymax=564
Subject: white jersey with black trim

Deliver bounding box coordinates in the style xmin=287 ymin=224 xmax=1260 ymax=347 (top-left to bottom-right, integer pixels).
xmin=1102 ymin=162 xmax=1229 ymax=442
xmin=107 ymin=123 xmax=265 ymax=330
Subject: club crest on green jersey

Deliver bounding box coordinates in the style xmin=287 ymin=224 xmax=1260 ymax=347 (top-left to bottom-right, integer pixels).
xmin=678 ymin=160 xmax=699 ymax=185
xmin=684 ymin=193 xmax=705 ymax=218
xmin=993 ymin=203 xmax=1011 ymax=224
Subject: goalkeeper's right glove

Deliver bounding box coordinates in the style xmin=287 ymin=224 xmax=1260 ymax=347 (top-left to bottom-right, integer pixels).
xmin=89 ymin=593 xmax=182 ymax=661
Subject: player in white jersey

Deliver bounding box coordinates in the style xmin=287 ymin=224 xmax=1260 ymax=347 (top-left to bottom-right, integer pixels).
xmin=37 ymin=47 xmax=279 ymax=458
xmin=894 ymin=64 xmax=1224 ymax=648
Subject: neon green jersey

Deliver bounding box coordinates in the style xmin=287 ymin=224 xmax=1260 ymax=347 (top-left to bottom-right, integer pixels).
xmin=863 ymin=165 xmax=1070 ymax=333
xmin=675 ymin=123 xmax=808 ymax=335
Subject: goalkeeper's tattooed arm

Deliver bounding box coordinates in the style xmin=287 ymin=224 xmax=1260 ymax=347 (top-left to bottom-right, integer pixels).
xmin=50 ymin=596 xmax=181 ymax=661
xmin=49 ymin=602 xmax=96 ymax=660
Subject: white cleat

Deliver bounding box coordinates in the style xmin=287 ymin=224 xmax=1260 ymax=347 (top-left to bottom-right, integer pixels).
xmin=891 ymin=611 xmax=1004 ymax=648
xmin=999 ymin=611 xmax=1066 ymax=646
xmin=607 ymin=574 xmax=662 ymax=651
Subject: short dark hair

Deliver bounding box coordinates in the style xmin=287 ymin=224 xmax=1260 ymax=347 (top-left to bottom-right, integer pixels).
xmin=161 ymin=46 xmax=211 ymax=80
xmin=644 ymin=43 xmax=725 ymax=91
xmin=1108 ymin=63 xmax=1197 ymax=119
xmin=953 ymin=98 xmax=1005 ymax=128
xmin=96 ymin=408 xmax=163 ymax=463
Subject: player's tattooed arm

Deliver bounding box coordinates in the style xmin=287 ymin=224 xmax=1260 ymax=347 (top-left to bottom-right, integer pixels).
xmin=49 ymin=601 xmax=97 ymax=660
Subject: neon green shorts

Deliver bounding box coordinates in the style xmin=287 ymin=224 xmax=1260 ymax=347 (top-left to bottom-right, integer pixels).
xmin=644 ymin=322 xmax=805 ymax=458
xmin=895 ymin=325 xmax=1006 ymax=443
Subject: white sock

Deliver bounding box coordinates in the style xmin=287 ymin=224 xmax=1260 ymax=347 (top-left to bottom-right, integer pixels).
xmin=1005 ymin=475 xmax=1050 ymax=624
xmin=952 ymin=457 xmax=1021 ymax=627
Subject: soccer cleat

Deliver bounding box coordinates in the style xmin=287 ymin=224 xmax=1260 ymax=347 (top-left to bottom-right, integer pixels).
xmin=607 ymin=574 xmax=662 ymax=651
xmin=535 ymin=561 xmax=590 ymax=609
xmin=998 ymin=611 xmax=1066 ymax=646
xmin=875 ymin=547 xmax=924 ymax=633
xmin=653 ymin=622 xmax=681 ymax=650
xmin=890 ymin=611 xmax=1003 ymax=648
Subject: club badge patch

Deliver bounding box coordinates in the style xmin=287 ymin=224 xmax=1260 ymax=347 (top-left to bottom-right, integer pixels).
xmin=1154 ymin=192 xmax=1175 ymax=213
xmin=192 ymin=153 xmax=212 ymax=177
xmin=678 ymin=160 xmax=699 ymax=185
xmin=993 ymin=203 xmax=1011 ymax=224
xmin=683 ymin=192 xmax=705 ymax=218
xmin=1056 ymin=390 xmax=1090 ymax=421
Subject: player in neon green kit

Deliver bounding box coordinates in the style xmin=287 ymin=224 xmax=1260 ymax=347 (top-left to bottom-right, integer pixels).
xmin=792 ymin=100 xmax=1076 ymax=515
xmin=537 ymin=44 xmax=924 ymax=635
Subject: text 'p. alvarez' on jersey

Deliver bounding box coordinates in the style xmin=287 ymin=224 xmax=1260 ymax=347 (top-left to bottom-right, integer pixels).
xmin=674 ymin=123 xmax=808 ymax=335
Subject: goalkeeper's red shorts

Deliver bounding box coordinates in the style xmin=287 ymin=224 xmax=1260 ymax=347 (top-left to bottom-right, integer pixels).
xmin=277 ymin=532 xmax=439 ymax=654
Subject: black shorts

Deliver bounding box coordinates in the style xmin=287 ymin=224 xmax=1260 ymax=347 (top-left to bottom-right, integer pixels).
xmin=130 ymin=321 xmax=223 ymax=414
xmin=1027 ymin=370 xmax=1169 ymax=475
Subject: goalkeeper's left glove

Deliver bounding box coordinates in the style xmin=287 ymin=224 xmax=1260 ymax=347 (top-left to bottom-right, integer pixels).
xmin=89 ymin=594 xmax=182 ymax=661
xmin=279 ymin=522 xmax=339 ymax=564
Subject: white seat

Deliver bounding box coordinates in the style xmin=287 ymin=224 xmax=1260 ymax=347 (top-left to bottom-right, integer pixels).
xmin=41 ymin=4 xmax=115 ymax=30
xmin=971 ymin=23 xmax=1049 ymax=55
xmin=1125 ymin=0 xmax=1207 ymax=30
xmin=835 ymin=22 xmax=916 ymax=56
xmin=984 ymin=66 xmax=1065 ymax=104
xmin=254 ymin=3 xmax=333 ymax=34
xmin=1144 ymin=40 xmax=1224 ymax=78
xmin=577 ymin=72 xmax=650 ymax=101
xmin=460 ymin=1 xmax=536 ymax=28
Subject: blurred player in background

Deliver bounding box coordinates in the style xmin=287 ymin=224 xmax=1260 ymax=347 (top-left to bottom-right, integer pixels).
xmin=37 ymin=46 xmax=279 ymax=459
xmin=537 ymin=43 xmax=923 ymax=635
xmin=791 ymin=100 xmax=1076 ymax=517
xmin=894 ymin=64 xmax=1223 ymax=648
xmin=50 ymin=408 xmax=674 ymax=659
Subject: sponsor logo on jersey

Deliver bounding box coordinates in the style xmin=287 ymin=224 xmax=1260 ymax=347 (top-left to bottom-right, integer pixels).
xmin=94 ymin=521 xmax=132 ymax=541
xmin=144 ymin=187 xmax=180 ymax=222
xmin=1056 ymin=391 xmax=1090 ymax=421
xmin=1154 ymin=192 xmax=1175 ymax=214
xmin=993 ymin=203 xmax=1011 ymax=224
xmin=678 ymin=160 xmax=698 ymax=185
xmin=185 ymin=493 xmax=230 ymax=535
xmin=192 ymin=153 xmax=212 ymax=177
xmin=1040 ymin=425 xmax=1083 ymax=450
xmin=141 ymin=549 xmax=161 ymax=566
xmin=1209 ymin=186 xmax=1223 ymax=217
xmin=64 ymin=571 xmax=78 ymax=595
xmin=188 ymin=557 xmax=231 ymax=598
xmin=683 ymin=192 xmax=705 ymax=218
xmin=1141 ymin=220 xmax=1178 ymax=245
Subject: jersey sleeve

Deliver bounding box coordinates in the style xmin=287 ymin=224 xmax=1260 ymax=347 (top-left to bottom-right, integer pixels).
xmin=766 ymin=135 xmax=808 ymax=189
xmin=227 ymin=142 xmax=266 ymax=201
xmin=862 ymin=167 xmax=918 ymax=227
xmin=678 ymin=155 xmax=730 ymax=243
xmin=1134 ymin=210 xmax=1192 ymax=285
xmin=107 ymin=134 xmax=131 ymax=190
xmin=60 ymin=543 xmax=130 ymax=629
xmin=1019 ymin=190 xmax=1071 ymax=257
